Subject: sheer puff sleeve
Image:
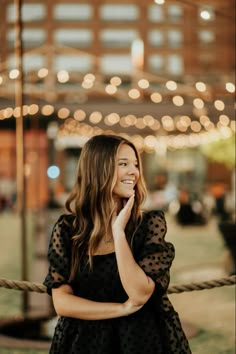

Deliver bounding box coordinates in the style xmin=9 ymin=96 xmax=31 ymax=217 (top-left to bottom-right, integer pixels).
xmin=136 ymin=210 xmax=175 ymax=295
xmin=43 ymin=214 xmax=73 ymax=295
xmin=135 ymin=211 xmax=192 ymax=353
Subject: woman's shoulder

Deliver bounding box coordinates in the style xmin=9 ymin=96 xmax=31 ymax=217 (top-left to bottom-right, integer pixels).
xmin=55 ymin=212 xmax=76 ymax=226
xmin=141 ymin=209 xmax=166 ymax=224
xmin=51 ymin=213 xmax=76 ymax=240
xmin=133 ymin=209 xmax=166 ymax=244
xmin=133 ymin=209 xmax=174 ymax=259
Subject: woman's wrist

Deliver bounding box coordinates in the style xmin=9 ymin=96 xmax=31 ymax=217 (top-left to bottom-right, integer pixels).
xmin=112 ymin=228 xmax=125 ymax=241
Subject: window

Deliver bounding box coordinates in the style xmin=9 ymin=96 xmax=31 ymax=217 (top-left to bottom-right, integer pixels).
xmin=148 ymin=55 xmax=164 ymax=72
xmin=7 ymin=4 xmax=45 ymax=22
xmin=198 ymin=30 xmax=215 ymax=45
xmin=23 ymin=55 xmax=45 ymax=71
xmin=8 ymin=54 xmax=45 ymax=71
xmin=167 ymin=54 xmax=184 ymax=75
xmin=148 ymin=5 xmax=164 ymax=22
xmin=168 ymin=30 xmax=183 ymax=48
xmin=54 ymin=55 xmax=92 ymax=72
xmin=167 ymin=4 xmax=183 ymax=22
xmin=54 ymin=4 xmax=92 ymax=21
xmin=100 ymin=29 xmax=138 ymax=48
xmin=54 ymin=29 xmax=93 ymax=48
xmin=7 ymin=29 xmax=45 ymax=48
xmin=100 ymin=55 xmax=133 ymax=74
xmin=100 ymin=4 xmax=139 ymax=22
xmin=148 ymin=30 xmax=164 ymax=47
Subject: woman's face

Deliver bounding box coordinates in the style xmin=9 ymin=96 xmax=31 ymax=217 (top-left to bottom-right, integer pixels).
xmin=112 ymin=144 xmax=140 ymax=200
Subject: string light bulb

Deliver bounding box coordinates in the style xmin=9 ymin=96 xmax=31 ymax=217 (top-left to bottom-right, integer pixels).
xmin=200 ymin=6 xmax=214 ymax=21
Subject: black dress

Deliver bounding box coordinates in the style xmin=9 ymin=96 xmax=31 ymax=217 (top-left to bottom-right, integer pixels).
xmin=44 ymin=210 xmax=191 ymax=354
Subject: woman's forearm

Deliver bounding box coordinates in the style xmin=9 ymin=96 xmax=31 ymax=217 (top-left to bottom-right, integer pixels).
xmin=52 ymin=285 xmax=141 ymax=320
xmin=113 ymin=231 xmax=155 ymax=305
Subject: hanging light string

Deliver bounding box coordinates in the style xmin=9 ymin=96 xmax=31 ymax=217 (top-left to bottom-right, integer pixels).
xmin=167 ymin=0 xmax=234 ymax=20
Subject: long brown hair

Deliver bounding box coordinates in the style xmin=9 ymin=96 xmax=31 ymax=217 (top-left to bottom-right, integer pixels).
xmin=65 ymin=134 xmax=147 ymax=279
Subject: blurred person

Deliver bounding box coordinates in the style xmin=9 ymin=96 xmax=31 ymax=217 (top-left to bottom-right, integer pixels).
xmin=44 ymin=134 xmax=191 ymax=354
xmin=176 ymin=189 xmax=207 ymax=226
xmin=210 ymin=181 xmax=230 ymax=221
xmin=176 ymin=189 xmax=196 ymax=225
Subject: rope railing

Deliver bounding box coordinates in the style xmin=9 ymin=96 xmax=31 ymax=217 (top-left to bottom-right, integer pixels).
xmin=0 ymin=275 xmax=235 ymax=295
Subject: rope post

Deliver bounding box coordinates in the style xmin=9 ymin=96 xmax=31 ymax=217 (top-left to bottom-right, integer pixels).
xmin=15 ymin=0 xmax=29 ymax=314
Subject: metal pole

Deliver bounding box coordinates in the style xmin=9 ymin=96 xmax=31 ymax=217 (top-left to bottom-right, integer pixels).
xmin=15 ymin=0 xmax=28 ymax=314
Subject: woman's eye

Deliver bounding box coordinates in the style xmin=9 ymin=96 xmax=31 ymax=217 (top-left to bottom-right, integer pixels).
xmin=119 ymin=162 xmax=127 ymax=166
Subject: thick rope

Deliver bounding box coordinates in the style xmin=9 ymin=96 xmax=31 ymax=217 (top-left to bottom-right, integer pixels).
xmin=167 ymin=275 xmax=235 ymax=294
xmin=0 ymin=275 xmax=235 ymax=294
xmin=0 ymin=279 xmax=46 ymax=293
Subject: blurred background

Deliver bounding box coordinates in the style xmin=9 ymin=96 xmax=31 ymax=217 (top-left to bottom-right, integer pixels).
xmin=0 ymin=0 xmax=235 ymax=353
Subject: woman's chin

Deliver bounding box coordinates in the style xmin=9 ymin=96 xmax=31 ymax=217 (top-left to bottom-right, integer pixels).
xmin=113 ymin=192 xmax=133 ymax=200
xmin=122 ymin=190 xmax=135 ymax=199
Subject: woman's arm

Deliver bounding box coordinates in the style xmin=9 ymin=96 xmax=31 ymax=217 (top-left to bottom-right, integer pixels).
xmin=112 ymin=196 xmax=155 ymax=306
xmin=52 ymin=284 xmax=143 ymax=320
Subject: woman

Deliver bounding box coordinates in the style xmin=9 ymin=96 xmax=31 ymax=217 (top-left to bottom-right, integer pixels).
xmin=44 ymin=134 xmax=191 ymax=354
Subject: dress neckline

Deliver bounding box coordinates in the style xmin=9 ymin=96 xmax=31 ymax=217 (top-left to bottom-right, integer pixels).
xmin=89 ymin=252 xmax=115 ymax=257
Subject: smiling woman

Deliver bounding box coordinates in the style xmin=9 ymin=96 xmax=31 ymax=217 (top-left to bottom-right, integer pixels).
xmin=43 ymin=134 xmax=191 ymax=354
xmin=113 ymin=144 xmax=140 ymax=200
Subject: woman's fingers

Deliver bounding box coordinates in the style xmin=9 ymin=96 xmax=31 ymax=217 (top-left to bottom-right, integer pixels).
xmin=115 ymin=195 xmax=134 ymax=225
xmin=123 ymin=194 xmax=135 ymax=212
xmin=112 ymin=194 xmax=135 ymax=233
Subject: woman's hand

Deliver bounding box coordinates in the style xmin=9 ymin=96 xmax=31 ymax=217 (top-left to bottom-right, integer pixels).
xmin=112 ymin=194 xmax=135 ymax=233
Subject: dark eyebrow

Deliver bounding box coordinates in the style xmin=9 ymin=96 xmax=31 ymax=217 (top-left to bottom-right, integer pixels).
xmin=118 ymin=158 xmax=138 ymax=162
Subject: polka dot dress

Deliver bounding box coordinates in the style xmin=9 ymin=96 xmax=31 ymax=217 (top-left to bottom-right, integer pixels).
xmin=44 ymin=211 xmax=191 ymax=354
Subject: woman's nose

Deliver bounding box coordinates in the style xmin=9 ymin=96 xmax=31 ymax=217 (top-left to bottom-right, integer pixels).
xmin=128 ymin=165 xmax=138 ymax=175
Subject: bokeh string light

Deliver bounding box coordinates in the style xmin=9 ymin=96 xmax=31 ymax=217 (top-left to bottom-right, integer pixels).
xmin=0 ymin=62 xmax=234 ymax=154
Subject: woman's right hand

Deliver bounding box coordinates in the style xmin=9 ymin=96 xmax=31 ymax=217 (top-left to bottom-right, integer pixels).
xmin=112 ymin=194 xmax=135 ymax=235
xmin=122 ymin=298 xmax=144 ymax=316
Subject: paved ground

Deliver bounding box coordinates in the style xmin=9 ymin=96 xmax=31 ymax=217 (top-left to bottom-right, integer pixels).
xmin=0 ymin=209 xmax=235 ymax=354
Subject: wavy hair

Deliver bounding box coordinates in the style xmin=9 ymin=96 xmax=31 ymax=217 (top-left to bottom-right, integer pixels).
xmin=65 ymin=134 xmax=147 ymax=279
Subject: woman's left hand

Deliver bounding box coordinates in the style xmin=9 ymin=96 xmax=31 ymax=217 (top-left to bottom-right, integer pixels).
xmin=112 ymin=194 xmax=135 ymax=233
